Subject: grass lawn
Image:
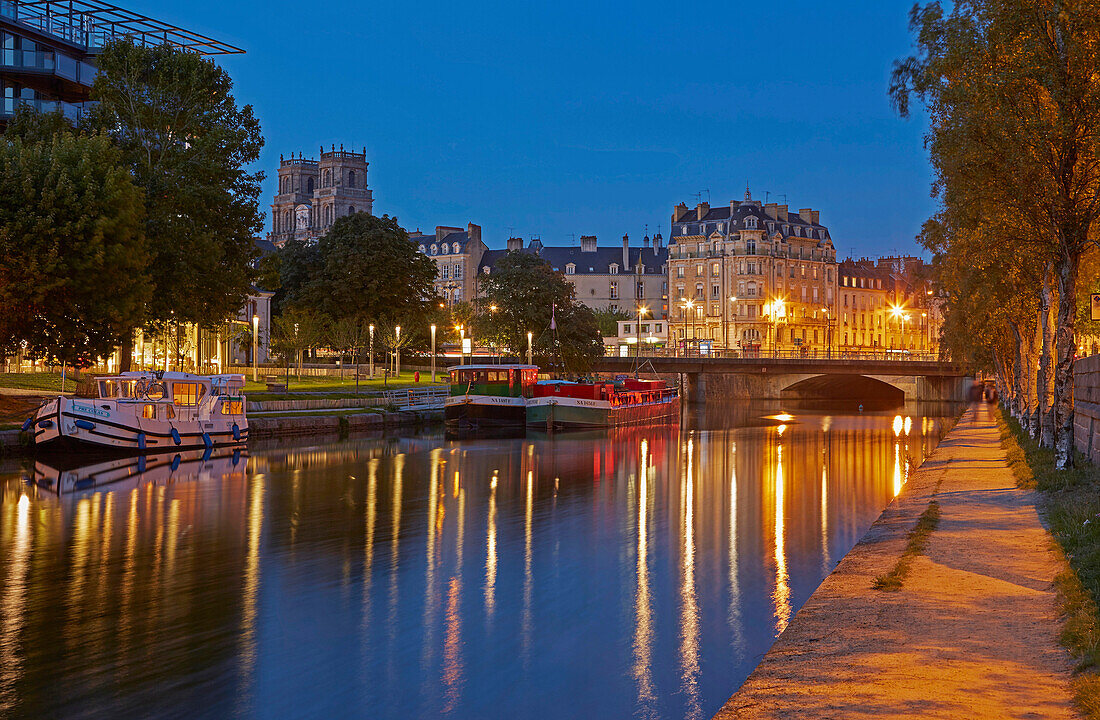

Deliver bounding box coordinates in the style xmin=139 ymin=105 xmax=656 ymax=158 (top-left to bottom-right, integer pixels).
xmin=0 ymin=371 xmax=80 ymax=392
xmin=999 ymin=407 xmax=1100 ymax=719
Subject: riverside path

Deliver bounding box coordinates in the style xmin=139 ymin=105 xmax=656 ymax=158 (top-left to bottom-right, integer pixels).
xmin=715 ymin=403 xmax=1078 ymax=719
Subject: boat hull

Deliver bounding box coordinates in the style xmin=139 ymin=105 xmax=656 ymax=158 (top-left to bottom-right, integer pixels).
xmin=31 ymin=396 xmax=248 ymax=453
xmin=526 ymin=395 xmax=680 ymax=429
xmin=444 ymin=394 xmax=527 ymax=430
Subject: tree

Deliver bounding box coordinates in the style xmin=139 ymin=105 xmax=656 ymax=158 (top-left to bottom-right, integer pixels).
xmin=0 ymin=132 xmax=148 ymax=371
xmin=270 ymin=309 xmax=326 ymax=382
xmin=291 ymin=213 xmax=437 ymax=328
xmin=85 ymin=39 xmax=265 ymax=354
xmin=591 ymin=306 xmax=630 ymax=337
xmin=479 ymin=251 xmax=604 ymax=370
xmin=892 ymin=1 xmax=1100 ymax=468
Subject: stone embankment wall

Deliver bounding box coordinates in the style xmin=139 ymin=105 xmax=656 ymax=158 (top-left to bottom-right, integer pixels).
xmin=1074 ymin=354 xmax=1100 ymax=463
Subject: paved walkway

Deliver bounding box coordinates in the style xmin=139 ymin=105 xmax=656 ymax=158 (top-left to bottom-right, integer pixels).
xmin=716 ymin=404 xmax=1079 ymax=719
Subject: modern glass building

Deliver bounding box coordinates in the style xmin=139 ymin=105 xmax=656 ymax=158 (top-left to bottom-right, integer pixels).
xmin=1 ymin=0 xmax=242 ymax=128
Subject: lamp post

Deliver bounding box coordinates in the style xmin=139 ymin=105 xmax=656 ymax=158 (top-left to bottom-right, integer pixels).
xmin=527 ymin=331 xmax=533 ymax=365
xmin=636 ymin=305 xmax=648 ymax=359
xmin=395 ymin=325 xmax=401 ymax=377
xmin=458 ymin=324 xmax=466 ymax=364
xmin=431 ymin=324 xmax=437 ymax=382
xmin=251 ymin=314 xmax=259 ymax=382
xmin=489 ymin=304 xmax=497 ymax=363
xmin=683 ymin=299 xmax=695 ymax=355
xmin=727 ymin=295 xmax=738 ymax=355
xmin=369 ymin=324 xmax=375 ymax=379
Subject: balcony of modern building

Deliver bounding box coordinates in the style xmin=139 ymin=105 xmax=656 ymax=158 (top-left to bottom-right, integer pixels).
xmin=0 ymin=93 xmax=87 ymax=123
xmin=0 ymin=47 xmax=97 ymax=96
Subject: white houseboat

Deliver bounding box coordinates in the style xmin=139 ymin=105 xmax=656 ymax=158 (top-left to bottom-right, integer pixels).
xmin=25 ymin=371 xmax=248 ymax=452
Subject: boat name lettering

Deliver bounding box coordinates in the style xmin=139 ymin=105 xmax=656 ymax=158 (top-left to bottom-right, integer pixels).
xmin=71 ymin=402 xmax=110 ymax=418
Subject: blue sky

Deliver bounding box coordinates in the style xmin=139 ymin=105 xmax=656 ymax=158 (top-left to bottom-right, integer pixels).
xmin=134 ymin=0 xmax=934 ymax=257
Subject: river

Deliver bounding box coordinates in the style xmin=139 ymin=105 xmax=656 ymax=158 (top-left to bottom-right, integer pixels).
xmin=0 ymin=401 xmax=958 ymax=719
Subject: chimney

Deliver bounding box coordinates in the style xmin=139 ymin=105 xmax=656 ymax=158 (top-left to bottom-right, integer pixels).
xmin=467 ymin=222 xmax=482 ymax=245
xmin=696 ymin=202 xmax=709 ymax=221
xmin=654 ymin=231 xmax=663 ymax=249
xmin=580 ymin=235 xmax=597 ymax=252
xmin=799 ymin=208 xmax=813 ymax=224
xmin=643 ymin=234 xmax=651 ymax=250
xmin=506 ymin=236 xmax=523 ymax=252
xmin=673 ymin=203 xmax=689 ymax=223
xmin=777 ymin=205 xmax=788 ymax=222
xmin=764 ymin=203 xmax=778 ymax=220
xmin=812 ymin=210 xmax=820 ymax=225
xmin=622 ymin=233 xmax=630 ymax=271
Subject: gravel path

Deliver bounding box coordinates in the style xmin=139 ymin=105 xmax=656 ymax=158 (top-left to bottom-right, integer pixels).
xmin=716 ymin=403 xmax=1079 ymax=719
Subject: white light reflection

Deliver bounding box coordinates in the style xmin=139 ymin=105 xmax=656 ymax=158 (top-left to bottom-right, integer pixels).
xmin=633 ymin=439 xmax=656 ymax=716
xmin=486 ymin=472 xmax=498 ymax=620
xmin=522 ymin=470 xmax=534 ymax=665
xmin=0 ymin=495 xmax=31 ymax=713
xmin=679 ymin=437 xmax=701 ymax=718
xmin=237 ymin=473 xmax=265 ymax=715
xmin=442 ymin=487 xmax=466 ymax=712
xmin=728 ymin=442 xmax=744 ymax=661
xmin=421 ymin=449 xmax=443 ymax=680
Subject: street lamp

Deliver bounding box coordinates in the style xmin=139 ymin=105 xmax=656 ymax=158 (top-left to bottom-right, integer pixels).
xmin=429 ymin=325 xmax=437 ymax=382
xmin=727 ymin=295 xmax=738 ymax=353
xmin=395 ymin=325 xmax=401 ymax=377
xmin=527 ymin=331 xmax=533 ymax=365
xmin=635 ymin=305 xmax=648 ymax=359
xmin=457 ymin=324 xmax=465 ymax=364
xmin=489 ymin=304 xmax=498 ymax=363
xmin=890 ymin=305 xmax=904 ymax=349
xmin=682 ymin=299 xmax=695 ymax=355
xmin=368 ymin=324 xmax=375 ymax=379
xmin=251 ymin=314 xmax=259 ymax=382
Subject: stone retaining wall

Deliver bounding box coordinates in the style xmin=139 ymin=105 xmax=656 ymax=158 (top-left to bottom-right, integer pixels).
xmin=1074 ymin=354 xmax=1100 ymax=464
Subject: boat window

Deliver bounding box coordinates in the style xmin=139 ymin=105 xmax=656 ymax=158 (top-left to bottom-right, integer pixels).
xmin=221 ymin=399 xmax=244 ymax=415
xmin=172 ymin=383 xmax=206 ymax=406
xmin=142 ymin=404 xmax=155 ymax=419
xmin=165 ymin=405 xmax=175 ymax=420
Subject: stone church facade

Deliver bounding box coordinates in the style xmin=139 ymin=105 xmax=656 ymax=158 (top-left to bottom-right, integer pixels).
xmin=267 ymin=145 xmax=374 ymax=247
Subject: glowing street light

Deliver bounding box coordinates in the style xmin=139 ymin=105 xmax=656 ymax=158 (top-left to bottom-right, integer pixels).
xmin=636 ymin=305 xmax=648 ymax=359
xmin=368 ymin=324 xmax=375 ymax=379
xmin=430 ymin=324 xmax=437 ymax=382
xmin=395 ymin=325 xmax=401 ymax=377
xmin=527 ymin=331 xmax=533 ymax=365
xmin=251 ymin=314 xmax=259 ymax=381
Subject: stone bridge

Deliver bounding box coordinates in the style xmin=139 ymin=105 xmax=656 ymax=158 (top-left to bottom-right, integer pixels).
xmin=591 ymin=356 xmax=972 ymax=404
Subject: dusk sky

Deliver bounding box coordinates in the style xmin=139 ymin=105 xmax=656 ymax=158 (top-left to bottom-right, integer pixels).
xmin=134 ymin=0 xmax=934 ymax=257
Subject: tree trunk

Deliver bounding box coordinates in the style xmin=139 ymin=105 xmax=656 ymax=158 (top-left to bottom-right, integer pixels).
xmin=1053 ymin=246 xmax=1078 ymax=470
xmin=120 ymin=331 xmax=134 ymax=373
xmin=1011 ymin=323 xmax=1025 ymax=421
xmin=1039 ymin=267 xmax=1056 ymax=448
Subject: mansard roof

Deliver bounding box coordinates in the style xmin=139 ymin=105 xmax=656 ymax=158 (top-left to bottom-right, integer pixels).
xmin=478 ymin=244 xmax=669 ymax=275
xmin=671 ymin=201 xmax=831 ymax=243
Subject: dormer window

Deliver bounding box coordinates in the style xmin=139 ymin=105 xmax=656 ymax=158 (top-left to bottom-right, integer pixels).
xmin=566 ymin=263 xmax=576 ymax=275
xmin=609 ymin=264 xmax=619 ymax=274
xmin=431 ymin=244 xmax=438 ymax=255
xmin=681 ymin=225 xmax=688 ymax=235
xmin=453 ymin=242 xmax=460 ymax=253
xmin=718 ymin=223 xmax=725 ymax=232
xmin=745 ymin=216 xmax=757 ymax=229
xmin=419 ymin=245 xmax=426 ymax=253
xmin=482 ymin=266 xmax=490 ymax=274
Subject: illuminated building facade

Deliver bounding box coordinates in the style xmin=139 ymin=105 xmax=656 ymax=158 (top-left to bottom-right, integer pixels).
xmin=667 ymin=191 xmax=838 ymax=352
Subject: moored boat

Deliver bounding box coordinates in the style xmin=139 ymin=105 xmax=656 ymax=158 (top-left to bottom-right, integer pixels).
xmin=526 ymin=377 xmax=679 ymax=430
xmin=26 ymin=371 xmax=248 ymax=453
xmin=444 ymin=364 xmax=538 ymax=432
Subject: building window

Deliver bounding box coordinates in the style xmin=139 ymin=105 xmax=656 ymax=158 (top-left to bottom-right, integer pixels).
xmin=636 ymin=281 xmax=644 ymax=299
xmin=431 ymin=244 xmax=438 ymax=255
xmin=348 ymin=170 xmax=356 ymax=188
xmin=695 ymin=282 xmax=704 ymax=299
xmin=610 ymin=281 xmax=619 ymax=299
xmin=696 ymin=264 xmax=704 ymax=276
xmin=711 ymin=262 xmax=720 ymax=276
xmin=711 ymin=284 xmax=720 ymax=298
xmin=747 ymin=283 xmax=757 ymax=297
xmin=746 ymin=239 xmax=756 ymax=254
xmin=566 ymin=263 xmax=576 ymax=275
xmin=419 ymin=245 xmax=426 ymax=253
xmin=745 ymin=216 xmax=757 ymax=229
xmin=442 ymin=265 xmax=450 ymax=279
xmin=610 ymin=304 xmax=618 ymax=313
xmin=609 ymin=264 xmax=619 ymax=275
xmin=453 ymin=243 xmax=460 ymax=253
xmin=676 ymin=266 xmax=685 ymax=278
xmin=348 ymin=205 xmax=355 ymax=215
xmin=454 ymin=265 xmax=462 ymax=279
xmin=482 ymin=266 xmax=490 ymax=274
xmin=624 ymin=324 xmax=632 ymax=334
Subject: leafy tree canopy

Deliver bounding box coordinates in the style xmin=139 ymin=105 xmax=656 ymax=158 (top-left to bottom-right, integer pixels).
xmin=478 ymin=251 xmax=604 ymax=370
xmin=0 ymin=133 xmax=148 ymax=367
xmin=85 ymin=39 xmax=265 ymax=328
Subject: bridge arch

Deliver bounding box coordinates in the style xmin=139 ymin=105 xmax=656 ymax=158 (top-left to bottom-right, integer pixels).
xmin=780 ymin=374 xmax=906 ymax=408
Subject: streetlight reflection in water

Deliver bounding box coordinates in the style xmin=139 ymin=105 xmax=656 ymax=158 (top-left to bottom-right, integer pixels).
xmin=0 ymin=403 xmax=956 ymax=720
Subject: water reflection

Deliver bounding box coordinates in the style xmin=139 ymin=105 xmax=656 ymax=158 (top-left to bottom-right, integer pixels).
xmin=0 ymin=403 xmax=958 ymax=720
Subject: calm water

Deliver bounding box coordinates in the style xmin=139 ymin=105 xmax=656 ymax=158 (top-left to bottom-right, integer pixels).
xmin=0 ymin=402 xmax=957 ymax=720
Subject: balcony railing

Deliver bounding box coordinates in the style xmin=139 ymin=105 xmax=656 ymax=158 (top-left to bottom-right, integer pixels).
xmin=0 ymin=49 xmax=97 ymax=86
xmin=1 ymin=96 xmax=88 ymax=122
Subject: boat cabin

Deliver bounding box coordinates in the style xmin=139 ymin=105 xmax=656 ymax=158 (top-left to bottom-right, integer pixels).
xmin=94 ymin=372 xmax=246 ymax=420
xmin=448 ymin=365 xmax=539 ymax=398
